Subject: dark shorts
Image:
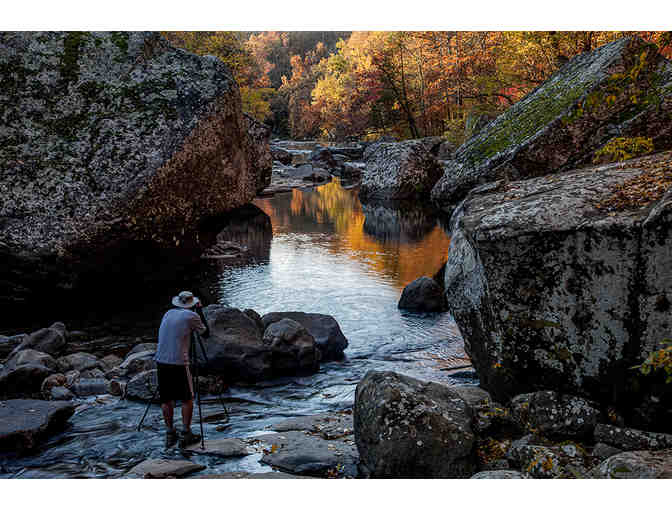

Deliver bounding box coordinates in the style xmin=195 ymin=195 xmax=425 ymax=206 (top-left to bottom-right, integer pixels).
xmin=157 ymin=362 xmax=192 ymax=403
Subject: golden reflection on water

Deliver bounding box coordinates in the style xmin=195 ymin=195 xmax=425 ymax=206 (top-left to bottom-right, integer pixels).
xmin=256 ymin=180 xmax=451 ymax=290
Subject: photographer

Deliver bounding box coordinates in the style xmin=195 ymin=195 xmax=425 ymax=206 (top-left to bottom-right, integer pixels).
xmin=154 ymin=290 xmax=210 ymax=448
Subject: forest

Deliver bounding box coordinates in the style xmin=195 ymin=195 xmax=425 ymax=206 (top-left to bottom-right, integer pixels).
xmin=163 ymin=31 xmax=672 ymax=143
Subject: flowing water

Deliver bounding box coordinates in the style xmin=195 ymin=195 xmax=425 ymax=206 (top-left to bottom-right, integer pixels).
xmin=0 ymin=176 xmax=473 ymax=478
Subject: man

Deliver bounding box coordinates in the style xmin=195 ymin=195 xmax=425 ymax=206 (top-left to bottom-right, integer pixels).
xmin=154 ymin=290 xmax=210 ymax=448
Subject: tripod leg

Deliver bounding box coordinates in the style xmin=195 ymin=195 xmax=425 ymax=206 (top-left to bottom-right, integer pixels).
xmin=196 ymin=333 xmax=229 ymax=420
xmin=137 ymin=383 xmax=160 ymax=431
xmin=190 ymin=335 xmax=205 ymax=450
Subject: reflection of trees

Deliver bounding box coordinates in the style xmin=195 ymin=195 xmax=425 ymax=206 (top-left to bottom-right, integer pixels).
xmin=255 ymin=180 xmax=451 ymax=289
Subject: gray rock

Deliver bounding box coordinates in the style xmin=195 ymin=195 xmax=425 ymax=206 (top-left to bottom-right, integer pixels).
xmin=506 ymin=444 xmax=564 ymax=479
xmin=436 ymin=141 xmax=456 ymax=161
xmin=593 ymin=442 xmax=624 ymax=461
xmin=197 ymin=305 xmax=272 ymax=382
xmin=361 ymin=199 xmax=437 ymax=243
xmin=0 ymin=399 xmax=75 ymax=453
xmin=196 ymin=471 xmax=310 ymax=479
xmin=0 ymin=32 xmax=263 ymax=303
xmin=271 ymin=147 xmax=293 ymax=165
xmin=56 ymin=352 xmax=100 ymax=373
xmin=416 ymin=136 xmax=446 ymax=156
xmin=64 ymin=370 xmax=80 ymax=388
xmin=471 ymin=470 xmax=528 ymax=479
xmin=50 ymin=386 xmax=75 ymax=401
xmin=443 ymin=151 xmax=672 ymax=427
xmin=510 ymin=391 xmax=602 ymax=439
xmin=0 ymin=349 xmax=58 ymax=396
xmin=398 ymin=276 xmax=447 ymax=312
xmin=354 ymin=370 xmax=476 ymax=478
xmin=125 ymin=369 xmax=158 ymax=402
xmin=286 ymin=163 xmax=332 ymax=183
xmin=244 ymin=113 xmax=272 ymax=193
xmin=80 ymin=368 xmax=106 ymax=379
xmin=9 ymin=323 xmax=67 ymax=358
xmin=431 ymin=37 xmax=672 ymax=209
xmin=594 ymin=424 xmax=672 ymax=451
xmin=590 ymin=449 xmax=672 ymax=479
xmin=329 ymin=145 xmax=364 ymax=160
xmin=118 ymin=350 xmax=157 ymax=377
xmin=100 ymin=354 xmax=123 ymax=371
xmin=41 ymin=373 xmax=67 ymax=397
xmin=261 ymin=312 xmax=348 ymax=361
xmin=262 ymin=319 xmax=320 ymax=375
xmin=309 ymin=146 xmax=342 ymax=172
xmin=127 ymin=343 xmax=157 ymax=357
xmin=360 ymin=140 xmax=443 ymax=200
xmin=243 ymin=309 xmax=264 ymax=334
xmin=108 ymin=379 xmax=126 ymax=397
xmin=128 ymin=459 xmax=205 ymax=478
xmin=71 ymin=378 xmax=110 ymax=397
xmin=270 ymin=412 xmax=354 ymax=440
xmin=0 ymin=334 xmax=26 ymax=360
xmin=257 ymin=430 xmax=358 ymax=478
xmin=184 ymin=438 xmax=251 ymax=457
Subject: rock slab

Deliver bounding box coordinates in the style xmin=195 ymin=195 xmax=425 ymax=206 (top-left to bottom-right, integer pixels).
xmin=0 ymin=399 xmax=75 ymax=452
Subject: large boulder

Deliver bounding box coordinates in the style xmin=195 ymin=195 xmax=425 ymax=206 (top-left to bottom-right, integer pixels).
xmin=309 ymin=146 xmax=342 ymax=173
xmin=595 ymin=424 xmax=672 ymax=451
xmin=398 ymin=276 xmax=447 ymax=312
xmin=590 ymin=449 xmax=672 ymax=478
xmin=354 ymin=370 xmax=476 ymax=478
xmin=261 ymin=312 xmax=348 ymax=361
xmin=197 ymin=305 xmax=272 ymax=382
xmin=9 ymin=323 xmax=67 ymax=357
xmin=244 ymin=113 xmax=272 ymax=193
xmin=361 ymin=200 xmax=437 ymax=243
xmin=0 ymin=349 xmax=58 ymax=396
xmin=262 ymin=319 xmax=320 ymax=375
xmin=270 ymin=147 xmax=293 ymax=165
xmin=360 ymin=140 xmax=443 ymax=200
xmin=443 ymin=151 xmax=672 ymax=430
xmin=431 ymin=37 xmax=672 ymax=210
xmin=0 ymin=399 xmax=75 ymax=453
xmin=0 ymin=334 xmax=26 ymax=360
xmin=0 ymin=32 xmax=262 ymax=305
xmin=56 ymin=352 xmax=101 ymax=373
xmin=125 ymin=369 xmax=159 ymax=402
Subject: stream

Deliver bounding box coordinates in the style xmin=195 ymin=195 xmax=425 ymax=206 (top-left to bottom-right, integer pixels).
xmin=0 ymin=165 xmax=472 ymax=478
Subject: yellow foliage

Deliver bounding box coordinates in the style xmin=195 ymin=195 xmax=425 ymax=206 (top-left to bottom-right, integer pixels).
xmin=593 ymin=136 xmax=654 ymax=164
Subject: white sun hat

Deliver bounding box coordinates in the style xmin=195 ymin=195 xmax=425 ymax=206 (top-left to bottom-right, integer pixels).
xmin=172 ymin=290 xmax=200 ymax=309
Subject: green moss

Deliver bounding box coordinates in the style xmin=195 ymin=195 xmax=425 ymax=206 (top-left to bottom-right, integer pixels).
xmin=59 ymin=31 xmax=89 ymax=84
xmin=110 ymin=31 xmax=129 ymax=54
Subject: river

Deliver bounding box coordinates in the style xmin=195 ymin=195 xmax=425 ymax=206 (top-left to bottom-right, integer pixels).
xmin=0 ymin=176 xmax=471 ymax=478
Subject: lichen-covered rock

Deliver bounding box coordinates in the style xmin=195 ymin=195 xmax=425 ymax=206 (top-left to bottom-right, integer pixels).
xmin=244 ymin=113 xmax=272 ymax=193
xmin=595 ymin=424 xmax=672 ymax=451
xmin=510 ymin=391 xmax=602 ymax=439
xmin=398 ymin=276 xmax=447 ymax=312
xmin=360 ymin=140 xmax=443 ymax=200
xmin=354 ymin=370 xmax=476 ymax=478
xmin=431 ymin=37 xmax=672 ymax=209
xmin=443 ymin=151 xmax=672 ymax=429
xmin=470 ymin=470 xmax=527 ymax=479
xmin=590 ymin=449 xmax=672 ymax=478
xmin=261 ymin=312 xmax=348 ymax=361
xmin=262 ymin=319 xmax=320 ymax=375
xmin=0 ymin=399 xmax=75 ymax=453
xmin=0 ymin=31 xmax=261 ymax=304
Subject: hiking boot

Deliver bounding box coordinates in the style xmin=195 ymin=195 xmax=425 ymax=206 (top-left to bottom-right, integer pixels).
xmin=179 ymin=430 xmax=202 ymax=448
xmin=165 ymin=429 xmax=178 ymax=448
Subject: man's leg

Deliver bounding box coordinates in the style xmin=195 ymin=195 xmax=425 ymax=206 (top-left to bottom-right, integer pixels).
xmin=161 ymin=400 xmax=175 ymax=430
xmin=181 ymin=399 xmax=193 ymax=430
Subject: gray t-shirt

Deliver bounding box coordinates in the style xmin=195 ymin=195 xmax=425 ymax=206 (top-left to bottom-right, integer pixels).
xmin=154 ymin=308 xmax=207 ymax=365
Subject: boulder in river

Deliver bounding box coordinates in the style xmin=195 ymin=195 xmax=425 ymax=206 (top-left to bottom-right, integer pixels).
xmin=431 ymin=37 xmax=672 ymax=209
xmin=0 ymin=31 xmax=264 ymax=306
xmin=197 ymin=305 xmax=272 ymax=382
xmin=125 ymin=369 xmax=158 ymax=402
xmin=443 ymin=151 xmax=672 ymax=430
xmin=0 ymin=399 xmax=75 ymax=453
xmin=56 ymin=352 xmax=101 ymax=373
xmin=0 ymin=349 xmax=58 ymax=396
xmin=309 ymin=146 xmax=342 ymax=173
xmin=360 ymin=140 xmax=443 ymax=200
xmin=9 ymin=323 xmax=67 ymax=358
xmin=262 ymin=319 xmax=320 ymax=375
xmin=271 ymin=147 xmax=293 ymax=166
xmin=398 ymin=276 xmax=447 ymax=312
xmin=354 ymin=370 xmax=476 ymax=478
xmin=261 ymin=312 xmax=348 ymax=361
xmin=244 ymin=113 xmax=272 ymax=193
xmin=0 ymin=334 xmax=26 ymax=360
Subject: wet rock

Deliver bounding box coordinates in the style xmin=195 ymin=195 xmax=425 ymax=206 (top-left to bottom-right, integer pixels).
xmin=0 ymin=399 xmax=75 ymax=453
xmin=127 ymin=343 xmax=158 ymax=357
xmin=416 ymin=136 xmax=445 ymax=156
xmin=244 ymin=113 xmax=272 ymax=193
xmin=117 ymin=350 xmax=157 ymax=378
xmin=0 ymin=32 xmax=263 ymax=305
xmin=64 ymin=370 xmax=80 ymax=388
xmin=197 ymin=305 xmax=272 ymax=382
xmin=50 ymin=386 xmax=75 ymax=401
xmin=243 ymin=309 xmax=264 ymax=334
xmin=9 ymin=323 xmax=67 ymax=358
xmin=309 ymin=146 xmax=342 ymax=172
xmin=360 ymin=140 xmax=443 ymax=200
xmin=354 ymin=370 xmax=476 ymax=478
xmin=0 ymin=334 xmax=26 ymax=360
xmin=398 ymin=276 xmax=447 ymax=312
xmin=593 ymin=442 xmax=624 ymax=461
xmin=0 ymin=349 xmax=58 ymax=396
xmin=184 ymin=438 xmax=251 ymax=457
xmin=271 ymin=147 xmax=293 ymax=165
xmin=594 ymin=424 xmax=672 ymax=451
xmin=262 ymin=319 xmax=320 ymax=375
xmin=197 ymin=471 xmax=310 ymax=479
xmin=80 ymin=368 xmax=106 ymax=379
xmin=329 ymin=145 xmax=364 ymax=160
xmin=443 ymin=151 xmax=672 ymax=428
xmin=41 ymin=373 xmax=67 ymax=397
xmin=128 ymin=459 xmax=205 ymax=479
xmin=436 ymin=141 xmax=456 ymax=161
xmin=256 ymin=430 xmax=358 ymax=478
xmin=471 ymin=470 xmax=528 ymax=479
xmin=261 ymin=312 xmax=348 ymax=361
xmin=510 ymin=391 xmax=602 ymax=439
xmin=431 ymin=37 xmax=672 ymax=209
xmin=108 ymin=379 xmax=126 ymax=397
xmin=125 ymin=369 xmax=158 ymax=402
xmin=56 ymin=352 xmax=101 ymax=373
xmin=100 ymin=354 xmax=123 ymax=371
xmin=589 ymin=449 xmax=672 ymax=479
xmin=71 ymin=378 xmax=110 ymax=397
xmin=270 ymin=412 xmax=354 ymax=440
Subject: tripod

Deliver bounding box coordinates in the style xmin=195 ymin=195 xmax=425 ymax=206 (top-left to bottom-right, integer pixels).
xmin=136 ymin=332 xmax=229 ymax=449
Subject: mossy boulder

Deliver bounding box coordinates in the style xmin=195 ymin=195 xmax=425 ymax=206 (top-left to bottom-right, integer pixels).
xmin=431 ymin=37 xmax=672 ymax=210
xmin=443 ymin=151 xmax=672 ymax=431
xmin=0 ymin=32 xmax=263 ymax=304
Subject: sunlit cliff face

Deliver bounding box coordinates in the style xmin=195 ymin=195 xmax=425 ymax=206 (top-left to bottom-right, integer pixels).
xmin=255 ymin=179 xmax=451 ymax=289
